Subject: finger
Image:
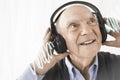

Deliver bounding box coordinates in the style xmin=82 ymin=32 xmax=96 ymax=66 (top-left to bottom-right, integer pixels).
xmin=103 ymin=41 xmax=117 ymax=47
xmin=118 ymin=21 xmax=120 ymax=26
xmin=45 ymin=31 xmax=51 ymax=42
xmin=54 ymin=52 xmax=69 ymax=61
xmin=103 ymin=17 xmax=107 ymax=23
xmin=43 ymin=28 xmax=50 ymax=40
xmin=108 ymin=31 xmax=118 ymax=38
xmin=43 ymin=29 xmax=51 ymax=43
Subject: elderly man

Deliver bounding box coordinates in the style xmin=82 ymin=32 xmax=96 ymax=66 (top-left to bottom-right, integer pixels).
xmin=17 ymin=1 xmax=120 ymax=80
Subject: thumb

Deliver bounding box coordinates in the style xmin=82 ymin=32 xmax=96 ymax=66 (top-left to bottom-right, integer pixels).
xmin=103 ymin=41 xmax=117 ymax=47
xmin=54 ymin=52 xmax=69 ymax=61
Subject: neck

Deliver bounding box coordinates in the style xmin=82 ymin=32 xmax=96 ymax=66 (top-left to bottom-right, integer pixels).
xmin=69 ymin=54 xmax=95 ymax=73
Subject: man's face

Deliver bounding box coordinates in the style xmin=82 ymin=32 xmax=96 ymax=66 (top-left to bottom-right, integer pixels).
xmin=56 ymin=5 xmax=102 ymax=59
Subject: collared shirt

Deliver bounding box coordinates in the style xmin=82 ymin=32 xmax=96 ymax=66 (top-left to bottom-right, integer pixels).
xmin=65 ymin=55 xmax=98 ymax=80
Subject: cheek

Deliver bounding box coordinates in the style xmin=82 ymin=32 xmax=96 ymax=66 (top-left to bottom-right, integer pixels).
xmin=64 ymin=33 xmax=79 ymax=52
xmin=96 ymin=28 xmax=102 ymax=43
xmin=93 ymin=26 xmax=102 ymax=42
xmin=93 ymin=27 xmax=102 ymax=49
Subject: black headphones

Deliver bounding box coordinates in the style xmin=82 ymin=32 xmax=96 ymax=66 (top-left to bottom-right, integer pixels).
xmin=50 ymin=1 xmax=107 ymax=54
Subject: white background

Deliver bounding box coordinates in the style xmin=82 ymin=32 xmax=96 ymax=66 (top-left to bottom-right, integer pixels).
xmin=0 ymin=0 xmax=120 ymax=80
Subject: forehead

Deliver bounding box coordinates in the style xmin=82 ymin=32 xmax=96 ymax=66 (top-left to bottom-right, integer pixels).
xmin=56 ymin=5 xmax=97 ymax=30
xmin=64 ymin=5 xmax=92 ymax=14
xmin=59 ymin=5 xmax=94 ymax=21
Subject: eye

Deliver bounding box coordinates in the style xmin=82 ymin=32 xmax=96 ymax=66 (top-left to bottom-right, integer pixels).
xmin=71 ymin=24 xmax=77 ymax=28
xmin=70 ymin=24 xmax=79 ymax=30
xmin=88 ymin=18 xmax=98 ymax=26
xmin=70 ymin=24 xmax=79 ymax=29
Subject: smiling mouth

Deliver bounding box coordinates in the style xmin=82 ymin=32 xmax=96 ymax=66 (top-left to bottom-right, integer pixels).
xmin=80 ymin=39 xmax=96 ymax=45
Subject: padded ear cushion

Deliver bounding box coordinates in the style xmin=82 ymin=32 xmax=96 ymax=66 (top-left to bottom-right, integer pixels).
xmin=53 ymin=33 xmax=67 ymax=53
xmin=96 ymin=13 xmax=107 ymax=43
xmin=100 ymin=24 xmax=107 ymax=43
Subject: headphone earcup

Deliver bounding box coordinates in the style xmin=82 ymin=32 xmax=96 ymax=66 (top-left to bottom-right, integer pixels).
xmin=53 ymin=33 xmax=67 ymax=53
xmin=97 ymin=13 xmax=107 ymax=43
xmin=100 ymin=25 xmax=107 ymax=43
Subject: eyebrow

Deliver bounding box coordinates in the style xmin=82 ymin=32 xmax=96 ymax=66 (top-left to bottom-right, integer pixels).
xmin=67 ymin=20 xmax=80 ymax=25
xmin=91 ymin=12 xmax=97 ymax=17
xmin=65 ymin=19 xmax=80 ymax=29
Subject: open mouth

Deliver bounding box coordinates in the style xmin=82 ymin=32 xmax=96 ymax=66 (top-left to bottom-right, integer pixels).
xmin=80 ymin=39 xmax=96 ymax=45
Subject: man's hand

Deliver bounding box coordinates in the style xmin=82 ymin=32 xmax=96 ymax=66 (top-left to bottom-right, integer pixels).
xmin=103 ymin=17 xmax=120 ymax=47
xmin=103 ymin=30 xmax=120 ymax=47
xmin=31 ymin=28 xmax=69 ymax=75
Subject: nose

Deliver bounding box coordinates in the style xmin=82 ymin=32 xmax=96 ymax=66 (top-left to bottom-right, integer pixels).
xmin=80 ymin=23 xmax=92 ymax=36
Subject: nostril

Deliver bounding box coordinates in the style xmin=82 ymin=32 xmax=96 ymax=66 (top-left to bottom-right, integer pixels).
xmin=80 ymin=27 xmax=92 ymax=36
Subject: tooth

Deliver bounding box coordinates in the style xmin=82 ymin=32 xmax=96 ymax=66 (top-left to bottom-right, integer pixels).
xmin=84 ymin=40 xmax=92 ymax=44
xmin=80 ymin=40 xmax=95 ymax=45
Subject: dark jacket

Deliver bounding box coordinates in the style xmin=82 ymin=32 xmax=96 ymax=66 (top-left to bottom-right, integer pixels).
xmin=43 ymin=52 xmax=120 ymax=80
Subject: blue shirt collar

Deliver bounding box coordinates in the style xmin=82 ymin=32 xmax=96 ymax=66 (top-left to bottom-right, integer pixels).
xmin=65 ymin=55 xmax=98 ymax=80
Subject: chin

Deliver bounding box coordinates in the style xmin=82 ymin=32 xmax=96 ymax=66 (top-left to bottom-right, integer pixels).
xmin=78 ymin=48 xmax=100 ymax=58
